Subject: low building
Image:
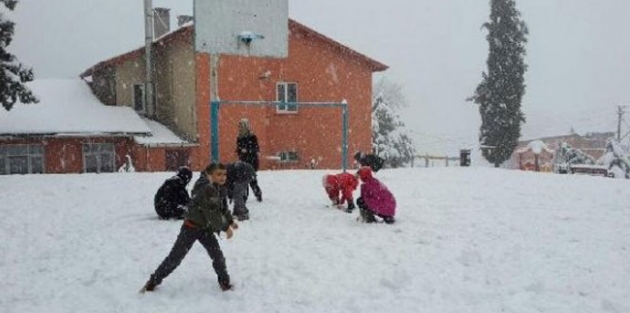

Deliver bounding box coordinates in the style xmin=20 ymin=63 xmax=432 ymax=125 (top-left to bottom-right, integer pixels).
xmin=0 ymin=79 xmax=190 ymax=174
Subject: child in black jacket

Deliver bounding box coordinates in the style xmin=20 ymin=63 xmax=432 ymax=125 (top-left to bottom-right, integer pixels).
xmin=153 ymin=166 xmax=192 ymax=219
xmin=236 ymin=118 xmax=263 ymax=202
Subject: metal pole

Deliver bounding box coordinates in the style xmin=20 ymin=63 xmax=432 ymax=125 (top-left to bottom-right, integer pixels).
xmin=342 ymin=102 xmax=348 ymax=172
xmin=144 ymin=0 xmax=154 ymax=116
xmin=617 ymin=105 xmax=625 ymax=141
xmin=209 ymin=54 xmax=220 ymax=162
xmin=211 ymin=100 xmax=220 ymax=162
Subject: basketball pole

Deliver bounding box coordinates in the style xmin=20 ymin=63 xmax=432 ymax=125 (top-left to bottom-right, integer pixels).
xmin=210 ymin=53 xmax=220 ymax=163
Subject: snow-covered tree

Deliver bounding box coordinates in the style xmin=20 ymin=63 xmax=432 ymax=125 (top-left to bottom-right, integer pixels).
xmin=553 ymin=142 xmax=595 ymax=170
xmin=0 ymin=0 xmax=37 ymax=111
xmin=468 ymin=0 xmax=528 ymax=167
xmin=597 ymin=139 xmax=630 ymax=179
xmin=372 ymin=88 xmax=415 ymax=168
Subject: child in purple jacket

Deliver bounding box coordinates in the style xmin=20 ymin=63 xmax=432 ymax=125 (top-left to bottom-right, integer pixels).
xmin=356 ymin=166 xmax=396 ymax=224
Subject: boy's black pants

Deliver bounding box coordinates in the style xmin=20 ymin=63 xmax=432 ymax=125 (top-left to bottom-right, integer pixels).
xmin=248 ymin=177 xmax=262 ymax=201
xmin=149 ymin=224 xmax=230 ymax=286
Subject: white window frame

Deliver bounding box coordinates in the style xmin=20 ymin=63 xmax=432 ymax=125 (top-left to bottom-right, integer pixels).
xmin=278 ymin=151 xmax=299 ymax=163
xmin=276 ymin=82 xmax=298 ymax=113
xmin=83 ymin=143 xmax=116 ymax=173
xmin=0 ymin=144 xmax=45 ymax=175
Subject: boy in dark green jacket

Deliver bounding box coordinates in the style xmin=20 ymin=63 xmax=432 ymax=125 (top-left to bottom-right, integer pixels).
xmin=141 ymin=163 xmax=239 ymax=293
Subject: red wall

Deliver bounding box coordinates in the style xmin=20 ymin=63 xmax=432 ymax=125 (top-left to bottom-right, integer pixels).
xmin=194 ymin=28 xmax=374 ymax=170
xmin=0 ymin=136 xmax=135 ymax=174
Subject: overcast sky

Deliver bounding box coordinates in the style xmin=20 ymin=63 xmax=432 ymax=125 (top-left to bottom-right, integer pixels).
xmin=10 ymin=0 xmax=630 ymax=155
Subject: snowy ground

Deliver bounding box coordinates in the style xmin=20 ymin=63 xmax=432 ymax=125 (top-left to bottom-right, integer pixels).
xmin=1 ymin=168 xmax=629 ymax=313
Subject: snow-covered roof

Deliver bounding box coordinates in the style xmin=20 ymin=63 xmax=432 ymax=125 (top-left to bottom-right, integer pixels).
xmin=0 ymin=79 xmax=151 ymax=136
xmin=516 ymin=140 xmax=555 ymax=154
xmin=134 ymin=118 xmax=193 ymax=147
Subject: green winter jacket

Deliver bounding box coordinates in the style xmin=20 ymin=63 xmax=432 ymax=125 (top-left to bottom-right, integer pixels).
xmin=185 ymin=174 xmax=233 ymax=233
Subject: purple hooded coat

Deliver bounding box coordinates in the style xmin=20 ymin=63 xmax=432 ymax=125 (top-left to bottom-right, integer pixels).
xmin=360 ymin=176 xmax=396 ymax=217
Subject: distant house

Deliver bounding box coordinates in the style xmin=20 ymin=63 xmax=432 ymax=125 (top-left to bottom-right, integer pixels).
xmin=80 ymin=15 xmax=388 ymax=172
xmin=511 ymin=132 xmax=615 ymax=171
xmin=514 ymin=140 xmax=555 ymax=172
xmin=0 ymin=79 xmax=190 ymax=174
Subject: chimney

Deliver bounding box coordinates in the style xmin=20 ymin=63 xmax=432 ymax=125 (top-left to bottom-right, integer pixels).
xmin=177 ymin=15 xmax=194 ymax=27
xmin=153 ymin=7 xmax=170 ymax=39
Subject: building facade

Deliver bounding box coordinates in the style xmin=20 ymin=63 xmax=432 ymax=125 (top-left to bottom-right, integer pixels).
xmin=81 ymin=18 xmax=387 ymax=172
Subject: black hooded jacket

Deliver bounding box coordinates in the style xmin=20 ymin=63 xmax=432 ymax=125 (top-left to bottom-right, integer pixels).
xmin=236 ymin=133 xmax=260 ymax=171
xmin=154 ymin=176 xmax=190 ymax=214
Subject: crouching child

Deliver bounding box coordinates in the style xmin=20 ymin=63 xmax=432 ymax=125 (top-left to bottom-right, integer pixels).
xmin=356 ymin=166 xmax=396 ymax=224
xmin=141 ymin=163 xmax=239 ymax=293
xmin=153 ymin=166 xmax=193 ymax=219
xmin=322 ymin=171 xmax=359 ymax=213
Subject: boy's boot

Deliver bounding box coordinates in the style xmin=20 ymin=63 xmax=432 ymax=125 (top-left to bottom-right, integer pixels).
xmin=140 ymin=279 xmax=157 ymax=293
xmin=219 ymin=281 xmax=233 ymax=291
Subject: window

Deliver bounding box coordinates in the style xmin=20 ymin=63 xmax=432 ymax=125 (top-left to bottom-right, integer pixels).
xmin=133 ymin=84 xmax=145 ymax=112
xmin=165 ymin=149 xmax=190 ymax=171
xmin=83 ymin=143 xmax=115 ymax=173
xmin=0 ymin=145 xmax=45 ymax=175
xmin=276 ymin=82 xmax=298 ymax=113
xmin=278 ymin=151 xmax=299 ymax=162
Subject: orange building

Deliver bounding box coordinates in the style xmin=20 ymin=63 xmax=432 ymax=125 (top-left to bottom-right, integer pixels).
xmin=81 ymin=19 xmax=387 ymax=172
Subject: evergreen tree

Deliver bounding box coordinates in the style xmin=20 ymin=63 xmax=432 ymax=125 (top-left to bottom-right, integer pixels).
xmin=372 ymin=92 xmax=415 ymax=168
xmin=469 ymin=0 xmax=528 ymax=167
xmin=0 ymin=0 xmax=37 ymax=111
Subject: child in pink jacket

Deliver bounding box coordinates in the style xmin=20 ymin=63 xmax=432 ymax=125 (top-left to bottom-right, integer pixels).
xmin=356 ymin=166 xmax=396 ymax=224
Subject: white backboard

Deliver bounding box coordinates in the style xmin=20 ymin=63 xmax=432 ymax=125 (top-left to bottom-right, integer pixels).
xmin=194 ymin=0 xmax=288 ymax=58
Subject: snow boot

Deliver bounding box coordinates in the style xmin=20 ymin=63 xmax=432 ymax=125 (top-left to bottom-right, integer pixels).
xmin=140 ymin=280 xmax=157 ymax=293
xmin=345 ymin=202 xmax=356 ymax=213
xmin=219 ymin=281 xmax=233 ymax=291
xmin=235 ymin=213 xmax=249 ymax=221
xmin=383 ymin=216 xmax=396 ymax=224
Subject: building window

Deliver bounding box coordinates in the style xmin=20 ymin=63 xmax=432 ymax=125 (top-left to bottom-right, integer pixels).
xmin=0 ymin=145 xmax=45 ymax=175
xmin=133 ymin=84 xmax=145 ymax=112
xmin=83 ymin=143 xmax=115 ymax=173
xmin=278 ymin=151 xmax=299 ymax=162
xmin=165 ymin=149 xmax=190 ymax=171
xmin=276 ymin=82 xmax=298 ymax=113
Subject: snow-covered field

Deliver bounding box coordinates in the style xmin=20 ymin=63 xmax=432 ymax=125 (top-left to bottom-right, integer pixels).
xmin=1 ymin=167 xmax=629 ymax=313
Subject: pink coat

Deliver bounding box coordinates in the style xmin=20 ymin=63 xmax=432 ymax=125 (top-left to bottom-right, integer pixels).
xmin=360 ymin=177 xmax=396 ymax=217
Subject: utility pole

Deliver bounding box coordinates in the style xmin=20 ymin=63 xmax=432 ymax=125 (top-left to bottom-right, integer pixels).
xmin=617 ymin=105 xmax=626 ymax=141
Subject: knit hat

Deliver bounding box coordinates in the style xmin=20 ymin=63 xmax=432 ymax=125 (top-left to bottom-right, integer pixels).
xmin=239 ymin=118 xmax=250 ymax=130
xmin=357 ymin=166 xmax=373 ymax=182
xmin=177 ymin=166 xmax=193 ymax=184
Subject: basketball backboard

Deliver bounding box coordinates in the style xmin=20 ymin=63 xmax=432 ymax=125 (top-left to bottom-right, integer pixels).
xmin=194 ymin=0 xmax=288 ymax=58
